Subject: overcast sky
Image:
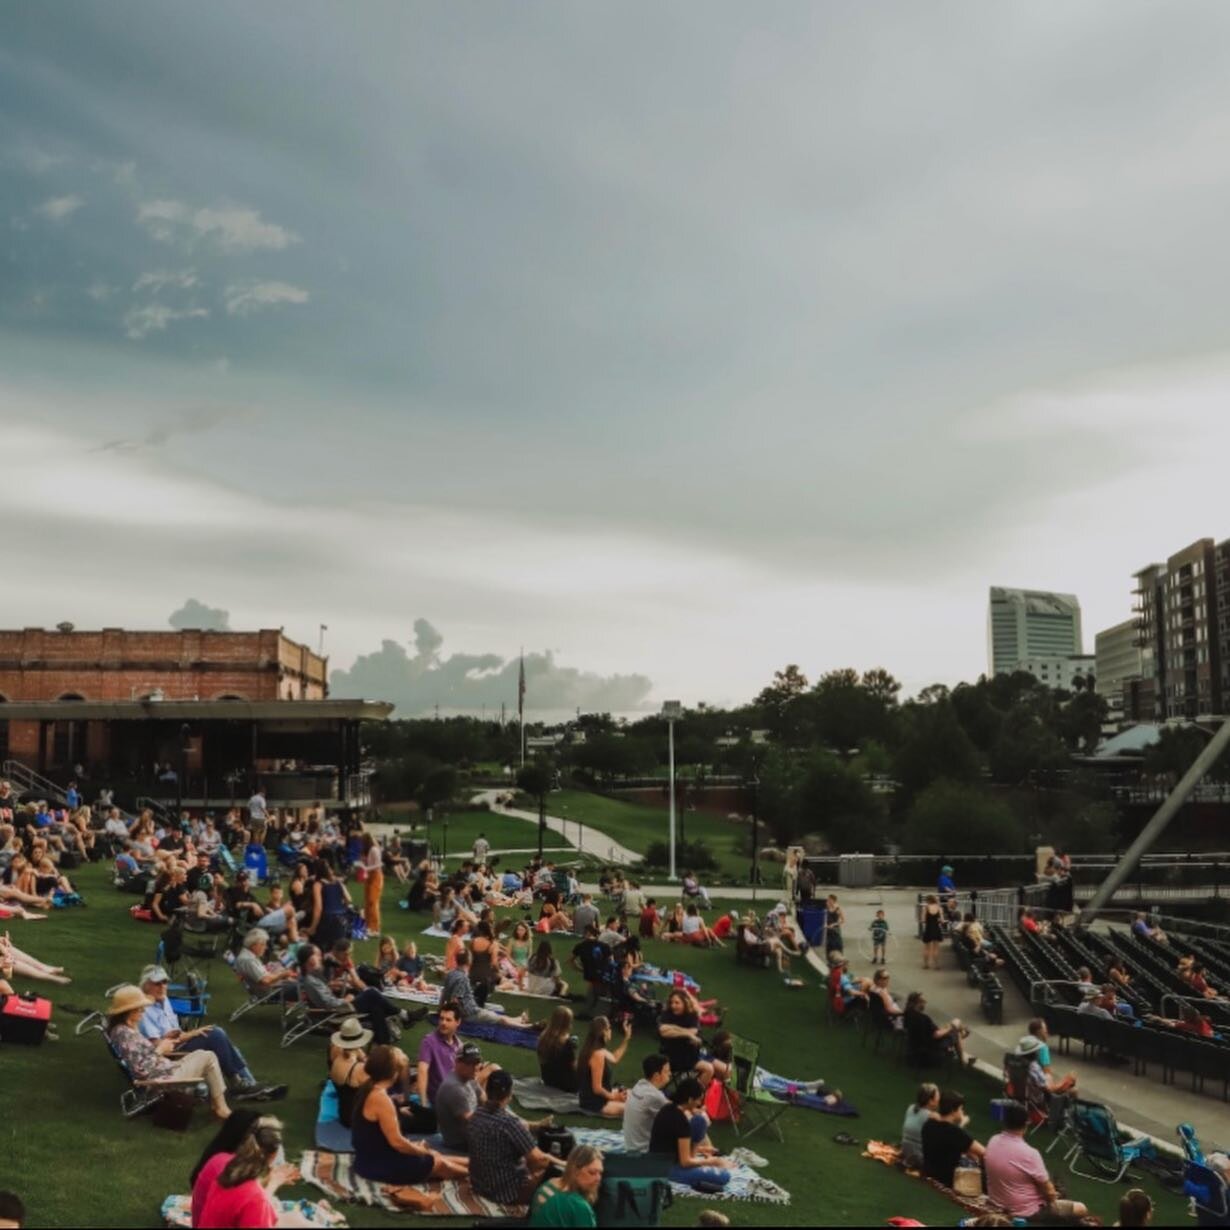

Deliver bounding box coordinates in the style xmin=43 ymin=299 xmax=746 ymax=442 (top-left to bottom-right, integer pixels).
xmin=5 ymin=2 xmax=1230 ymax=713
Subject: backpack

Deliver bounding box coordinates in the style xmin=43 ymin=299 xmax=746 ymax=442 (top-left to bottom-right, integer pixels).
xmin=537 ymin=1124 xmax=576 ymax=1160
xmin=594 ymin=1177 xmax=672 ymax=1228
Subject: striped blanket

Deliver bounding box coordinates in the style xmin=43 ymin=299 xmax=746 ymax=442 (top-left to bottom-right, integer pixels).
xmin=299 ymin=1150 xmax=524 ymax=1219
xmin=570 ymin=1129 xmax=791 ymax=1205
xmin=161 ymin=1194 xmax=346 ymax=1227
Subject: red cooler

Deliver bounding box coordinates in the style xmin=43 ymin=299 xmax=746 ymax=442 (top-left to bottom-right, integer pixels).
xmin=0 ymin=993 xmax=52 ymax=1044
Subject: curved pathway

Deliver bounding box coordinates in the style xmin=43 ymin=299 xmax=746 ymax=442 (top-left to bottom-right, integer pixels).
xmin=470 ymin=788 xmax=643 ymax=866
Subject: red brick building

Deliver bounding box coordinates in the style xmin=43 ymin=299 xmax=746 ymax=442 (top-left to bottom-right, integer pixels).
xmin=0 ymin=627 xmax=388 ymax=809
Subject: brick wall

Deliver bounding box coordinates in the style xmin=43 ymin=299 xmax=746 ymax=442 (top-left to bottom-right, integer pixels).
xmin=0 ymin=627 xmax=325 ymax=702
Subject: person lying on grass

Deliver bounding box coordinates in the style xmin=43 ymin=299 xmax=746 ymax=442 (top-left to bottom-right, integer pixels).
xmin=666 ymin=904 xmax=724 ymax=948
xmin=1 ymin=931 xmax=69 ymax=984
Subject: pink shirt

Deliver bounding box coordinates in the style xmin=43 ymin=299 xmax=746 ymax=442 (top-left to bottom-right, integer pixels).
xmin=191 ymin=1151 xmax=230 ymax=1227
xmin=985 ymin=1130 xmax=1049 ymax=1217
xmin=196 ymin=1173 xmax=277 ymax=1229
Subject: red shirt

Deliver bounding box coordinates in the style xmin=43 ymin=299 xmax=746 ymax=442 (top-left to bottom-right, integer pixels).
xmin=197 ymin=1174 xmax=277 ymax=1229
xmin=191 ymin=1152 xmax=230 ymax=1228
xmin=713 ymin=914 xmax=733 ymax=939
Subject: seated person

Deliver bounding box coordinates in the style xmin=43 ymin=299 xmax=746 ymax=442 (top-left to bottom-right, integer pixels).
xmin=677 ymin=904 xmax=724 ymax=948
xmin=526 ymin=940 xmax=569 ymax=998
xmin=900 ymin=1083 xmax=939 ymax=1169
xmin=827 ymin=954 xmax=870 ymax=1015
xmin=185 ymin=872 xmax=232 ymax=933
xmin=920 ymin=1089 xmax=984 ymax=1187
xmin=680 ymin=871 xmax=711 ymax=910
xmin=468 ymin=1069 xmax=558 ymax=1206
xmin=254 ymin=884 xmax=300 ymax=942
xmin=352 ymin=1045 xmax=468 ymax=1183
xmin=763 ymin=903 xmax=806 ymax=954
xmin=1019 ymin=1020 xmax=1076 ymax=1094
xmin=328 ymin=1016 xmax=373 ymax=1126
xmin=234 ymin=929 xmax=299 ymax=1000
xmin=138 ymin=964 xmax=285 ymax=1101
xmin=648 ymin=1077 xmax=731 ymax=1189
xmin=1131 ymin=912 xmax=1167 ymax=945
xmin=536 ymin=1006 xmax=579 ymax=1093
xmin=637 ymin=899 xmax=661 ymax=938
xmin=528 ymin=1143 xmax=603 ymax=1229
xmin=609 ymin=955 xmax=659 ymax=1027
xmin=226 ymin=871 xmax=266 ymax=924
xmin=442 ymin=949 xmax=535 ymax=1027
xmin=577 ymin=1015 xmax=631 ymax=1117
xmin=192 ymin=1115 xmax=301 ymax=1229
xmin=868 ymin=969 xmax=904 ymax=1027
xmin=105 ymin=984 xmax=232 ymax=1119
xmin=739 ymin=912 xmax=790 ymax=972
xmin=297 ymin=943 xmax=410 ymax=1045
xmin=658 ymin=989 xmax=726 ymax=1086
xmin=903 ymin=991 xmax=971 ymax=1066
xmin=435 ymin=1043 xmax=501 ymax=1151
xmin=624 ymin=1053 xmax=672 ymax=1153
xmin=985 ymin=1101 xmax=1088 ymax=1223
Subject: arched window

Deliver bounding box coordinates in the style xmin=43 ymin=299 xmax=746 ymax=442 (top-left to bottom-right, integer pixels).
xmin=52 ymin=695 xmax=88 ymax=768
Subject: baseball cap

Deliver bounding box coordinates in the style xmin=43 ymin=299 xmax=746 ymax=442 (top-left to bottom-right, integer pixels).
xmin=458 ymin=1043 xmax=484 ymax=1065
xmin=139 ymin=964 xmax=170 ymax=985
xmin=486 ymin=1068 xmax=513 ymax=1100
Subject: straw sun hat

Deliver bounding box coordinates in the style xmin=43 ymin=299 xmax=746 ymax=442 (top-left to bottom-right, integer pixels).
xmin=107 ymin=985 xmax=153 ymax=1019
xmin=330 ymin=1016 xmax=373 ymax=1050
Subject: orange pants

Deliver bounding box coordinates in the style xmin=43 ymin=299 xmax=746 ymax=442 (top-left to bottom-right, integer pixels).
xmin=364 ymin=867 xmax=384 ymax=935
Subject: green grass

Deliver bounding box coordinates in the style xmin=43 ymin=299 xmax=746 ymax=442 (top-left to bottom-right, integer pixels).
xmin=372 ymin=807 xmax=572 ymax=857
xmin=547 ymin=789 xmax=753 ymax=881
xmin=0 ymin=864 xmax=1190 ymax=1227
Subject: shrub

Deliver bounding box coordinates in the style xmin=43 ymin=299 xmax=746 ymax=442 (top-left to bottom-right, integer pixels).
xmin=642 ymin=839 xmax=719 ymax=872
xmin=903 ymin=779 xmax=1025 ymax=855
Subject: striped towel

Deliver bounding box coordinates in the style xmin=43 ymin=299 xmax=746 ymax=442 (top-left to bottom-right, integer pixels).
xmin=298 ymin=1151 xmax=523 ymax=1219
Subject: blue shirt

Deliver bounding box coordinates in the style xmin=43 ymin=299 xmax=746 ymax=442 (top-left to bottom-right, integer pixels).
xmin=937 ymin=874 xmax=956 ymax=894
xmin=139 ymin=997 xmax=180 ymax=1040
xmin=501 ymin=873 xmax=522 ymax=892
xmin=65 ymin=789 xmax=80 ymax=808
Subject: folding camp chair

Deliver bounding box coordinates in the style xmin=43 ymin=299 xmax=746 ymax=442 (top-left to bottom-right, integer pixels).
xmin=280 ymin=997 xmax=364 ymax=1049
xmin=1065 ymin=1098 xmax=1156 ymax=1183
xmin=227 ymin=960 xmax=298 ymax=1023
xmin=74 ymin=1011 xmax=209 ymax=1119
xmin=1002 ymin=1051 xmax=1047 ymax=1133
xmin=1184 ymin=1161 xmax=1230 ymax=1228
xmin=720 ymin=1034 xmax=785 ymax=1142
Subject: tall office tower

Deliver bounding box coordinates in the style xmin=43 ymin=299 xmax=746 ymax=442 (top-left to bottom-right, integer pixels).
xmin=1095 ymin=619 xmax=1144 ymax=726
xmin=987 ymin=588 xmax=1082 ymax=677
xmin=1134 ymin=539 xmax=1221 ymax=720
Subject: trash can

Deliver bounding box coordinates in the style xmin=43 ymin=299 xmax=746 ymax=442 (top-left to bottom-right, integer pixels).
xmin=839 ymin=853 xmax=875 ymax=887
xmin=799 ymin=905 xmax=826 ymax=948
xmin=981 ymin=978 xmax=1004 ymax=1025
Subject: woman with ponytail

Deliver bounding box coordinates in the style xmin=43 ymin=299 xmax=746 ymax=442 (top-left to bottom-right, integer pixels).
xmin=194 ymin=1116 xmax=300 ymax=1228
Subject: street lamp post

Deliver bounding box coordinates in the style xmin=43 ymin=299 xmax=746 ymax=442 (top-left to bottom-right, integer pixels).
xmin=749 ymin=770 xmax=762 ymax=906
xmin=662 ymin=701 xmax=682 ymax=880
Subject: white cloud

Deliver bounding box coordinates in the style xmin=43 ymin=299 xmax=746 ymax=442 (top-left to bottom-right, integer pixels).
xmin=133 ymin=268 xmax=199 ymax=293
xmin=136 ymin=199 xmax=299 ymax=251
xmin=224 ymin=280 xmax=309 ymax=316
xmin=123 ymin=303 xmax=209 ymax=340
xmin=86 ymin=281 xmax=116 ymax=302
xmin=36 ymin=194 xmax=83 ymax=221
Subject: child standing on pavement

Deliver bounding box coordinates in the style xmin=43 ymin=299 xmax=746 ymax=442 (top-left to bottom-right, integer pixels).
xmin=870 ymin=909 xmax=889 ymax=964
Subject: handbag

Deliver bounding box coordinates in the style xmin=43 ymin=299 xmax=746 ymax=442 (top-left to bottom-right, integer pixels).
xmin=952 ymin=1166 xmax=983 ymax=1197
xmin=537 ymin=1125 xmax=576 ymax=1160
xmin=151 ymin=1089 xmax=196 ymax=1132
xmin=595 ymin=1178 xmax=672 ymax=1228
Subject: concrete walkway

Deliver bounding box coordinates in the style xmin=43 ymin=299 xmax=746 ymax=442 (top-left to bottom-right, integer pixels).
xmin=469 ymin=789 xmax=643 ymax=866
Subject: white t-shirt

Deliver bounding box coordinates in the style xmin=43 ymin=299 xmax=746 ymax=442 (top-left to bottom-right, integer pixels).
xmin=248 ymin=793 xmax=268 ymax=821
xmin=682 ymin=915 xmax=703 ymax=935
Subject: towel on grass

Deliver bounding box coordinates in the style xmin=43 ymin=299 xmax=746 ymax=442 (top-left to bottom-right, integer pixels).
xmin=512 ymin=1076 xmax=582 ymax=1114
xmin=299 ymin=1150 xmax=522 ymax=1219
xmin=453 ymin=1016 xmax=540 ymax=1050
xmin=753 ymin=1068 xmax=859 ymax=1117
xmin=420 ymin=925 xmax=463 ymax=940
xmin=631 ymin=965 xmax=700 ymax=994
xmin=161 ymin=1194 xmax=346 ymax=1227
xmin=863 ymin=1141 xmax=1006 ymax=1219
xmin=317 ymin=1080 xmax=355 ymax=1152
xmin=569 ymin=1129 xmax=790 ymax=1206
xmin=386 ymin=985 xmax=506 ymax=1014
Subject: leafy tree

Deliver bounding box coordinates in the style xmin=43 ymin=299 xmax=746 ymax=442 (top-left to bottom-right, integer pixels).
xmin=755 ymin=665 xmax=810 ymax=743
xmin=860 ymin=668 xmax=902 ymax=705
xmin=1051 ymin=801 xmax=1118 ymax=854
xmin=903 ymin=779 xmax=1025 ymax=854
xmin=417 ymin=765 xmax=458 ymax=813
xmin=1142 ymin=725 xmax=1212 ymax=780
xmin=893 ymin=699 xmax=981 ymax=801
xmin=517 ymin=759 xmax=555 ymax=857
xmin=797 ymin=749 xmax=887 ymax=852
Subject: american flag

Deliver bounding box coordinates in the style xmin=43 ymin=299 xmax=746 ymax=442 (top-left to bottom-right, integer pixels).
xmin=518 ymin=650 xmax=526 ymax=722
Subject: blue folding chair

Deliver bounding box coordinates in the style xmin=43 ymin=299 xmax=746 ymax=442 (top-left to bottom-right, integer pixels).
xmin=1065 ymin=1098 xmax=1156 ymax=1184
xmin=1185 ymin=1161 xmax=1230 ymax=1227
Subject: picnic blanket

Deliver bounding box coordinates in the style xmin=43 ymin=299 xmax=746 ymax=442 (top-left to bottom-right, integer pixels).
xmin=454 ymin=1016 xmax=540 ymax=1050
xmin=631 ymin=964 xmax=700 ymax=994
xmin=570 ymin=1129 xmax=790 ymax=1205
xmin=512 ymin=1076 xmax=582 ymax=1114
xmin=863 ymin=1140 xmax=1005 ymax=1219
xmin=385 ymin=985 xmax=507 ymax=1015
xmin=420 ymin=925 xmax=465 ymax=940
xmin=161 ymin=1194 xmax=346 ymax=1227
xmin=299 ymin=1150 xmax=524 ymax=1219
xmin=754 ymin=1068 xmax=858 ymax=1117
xmin=316 ymin=1081 xmax=355 ymax=1153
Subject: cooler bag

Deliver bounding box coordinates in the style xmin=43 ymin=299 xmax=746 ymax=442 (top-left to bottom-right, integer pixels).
xmin=0 ymin=992 xmax=52 ymax=1044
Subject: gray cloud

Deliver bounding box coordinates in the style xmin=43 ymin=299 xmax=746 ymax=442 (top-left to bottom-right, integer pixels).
xmin=168 ymin=598 xmax=230 ymax=630
xmin=330 ymin=619 xmax=654 ymax=716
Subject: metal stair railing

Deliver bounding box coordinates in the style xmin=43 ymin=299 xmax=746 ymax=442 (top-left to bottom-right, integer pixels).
xmin=1 ymin=759 xmax=68 ymax=805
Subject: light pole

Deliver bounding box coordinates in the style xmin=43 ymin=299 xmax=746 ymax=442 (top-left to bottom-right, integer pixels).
xmin=749 ymin=769 xmax=762 ymax=906
xmin=662 ymin=701 xmax=682 ymax=880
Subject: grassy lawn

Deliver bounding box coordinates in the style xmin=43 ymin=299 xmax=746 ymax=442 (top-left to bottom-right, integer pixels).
xmin=371 ymin=807 xmax=571 ymax=857
xmin=547 ymin=789 xmax=753 ymax=882
xmin=0 ymin=863 xmax=1189 ymax=1228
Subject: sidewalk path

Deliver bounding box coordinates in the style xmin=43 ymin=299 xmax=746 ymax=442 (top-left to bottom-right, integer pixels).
xmin=469 ymin=789 xmax=643 ymax=866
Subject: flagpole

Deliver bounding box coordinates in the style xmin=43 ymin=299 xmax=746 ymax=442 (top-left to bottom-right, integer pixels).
xmin=518 ymin=648 xmax=526 ymax=768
